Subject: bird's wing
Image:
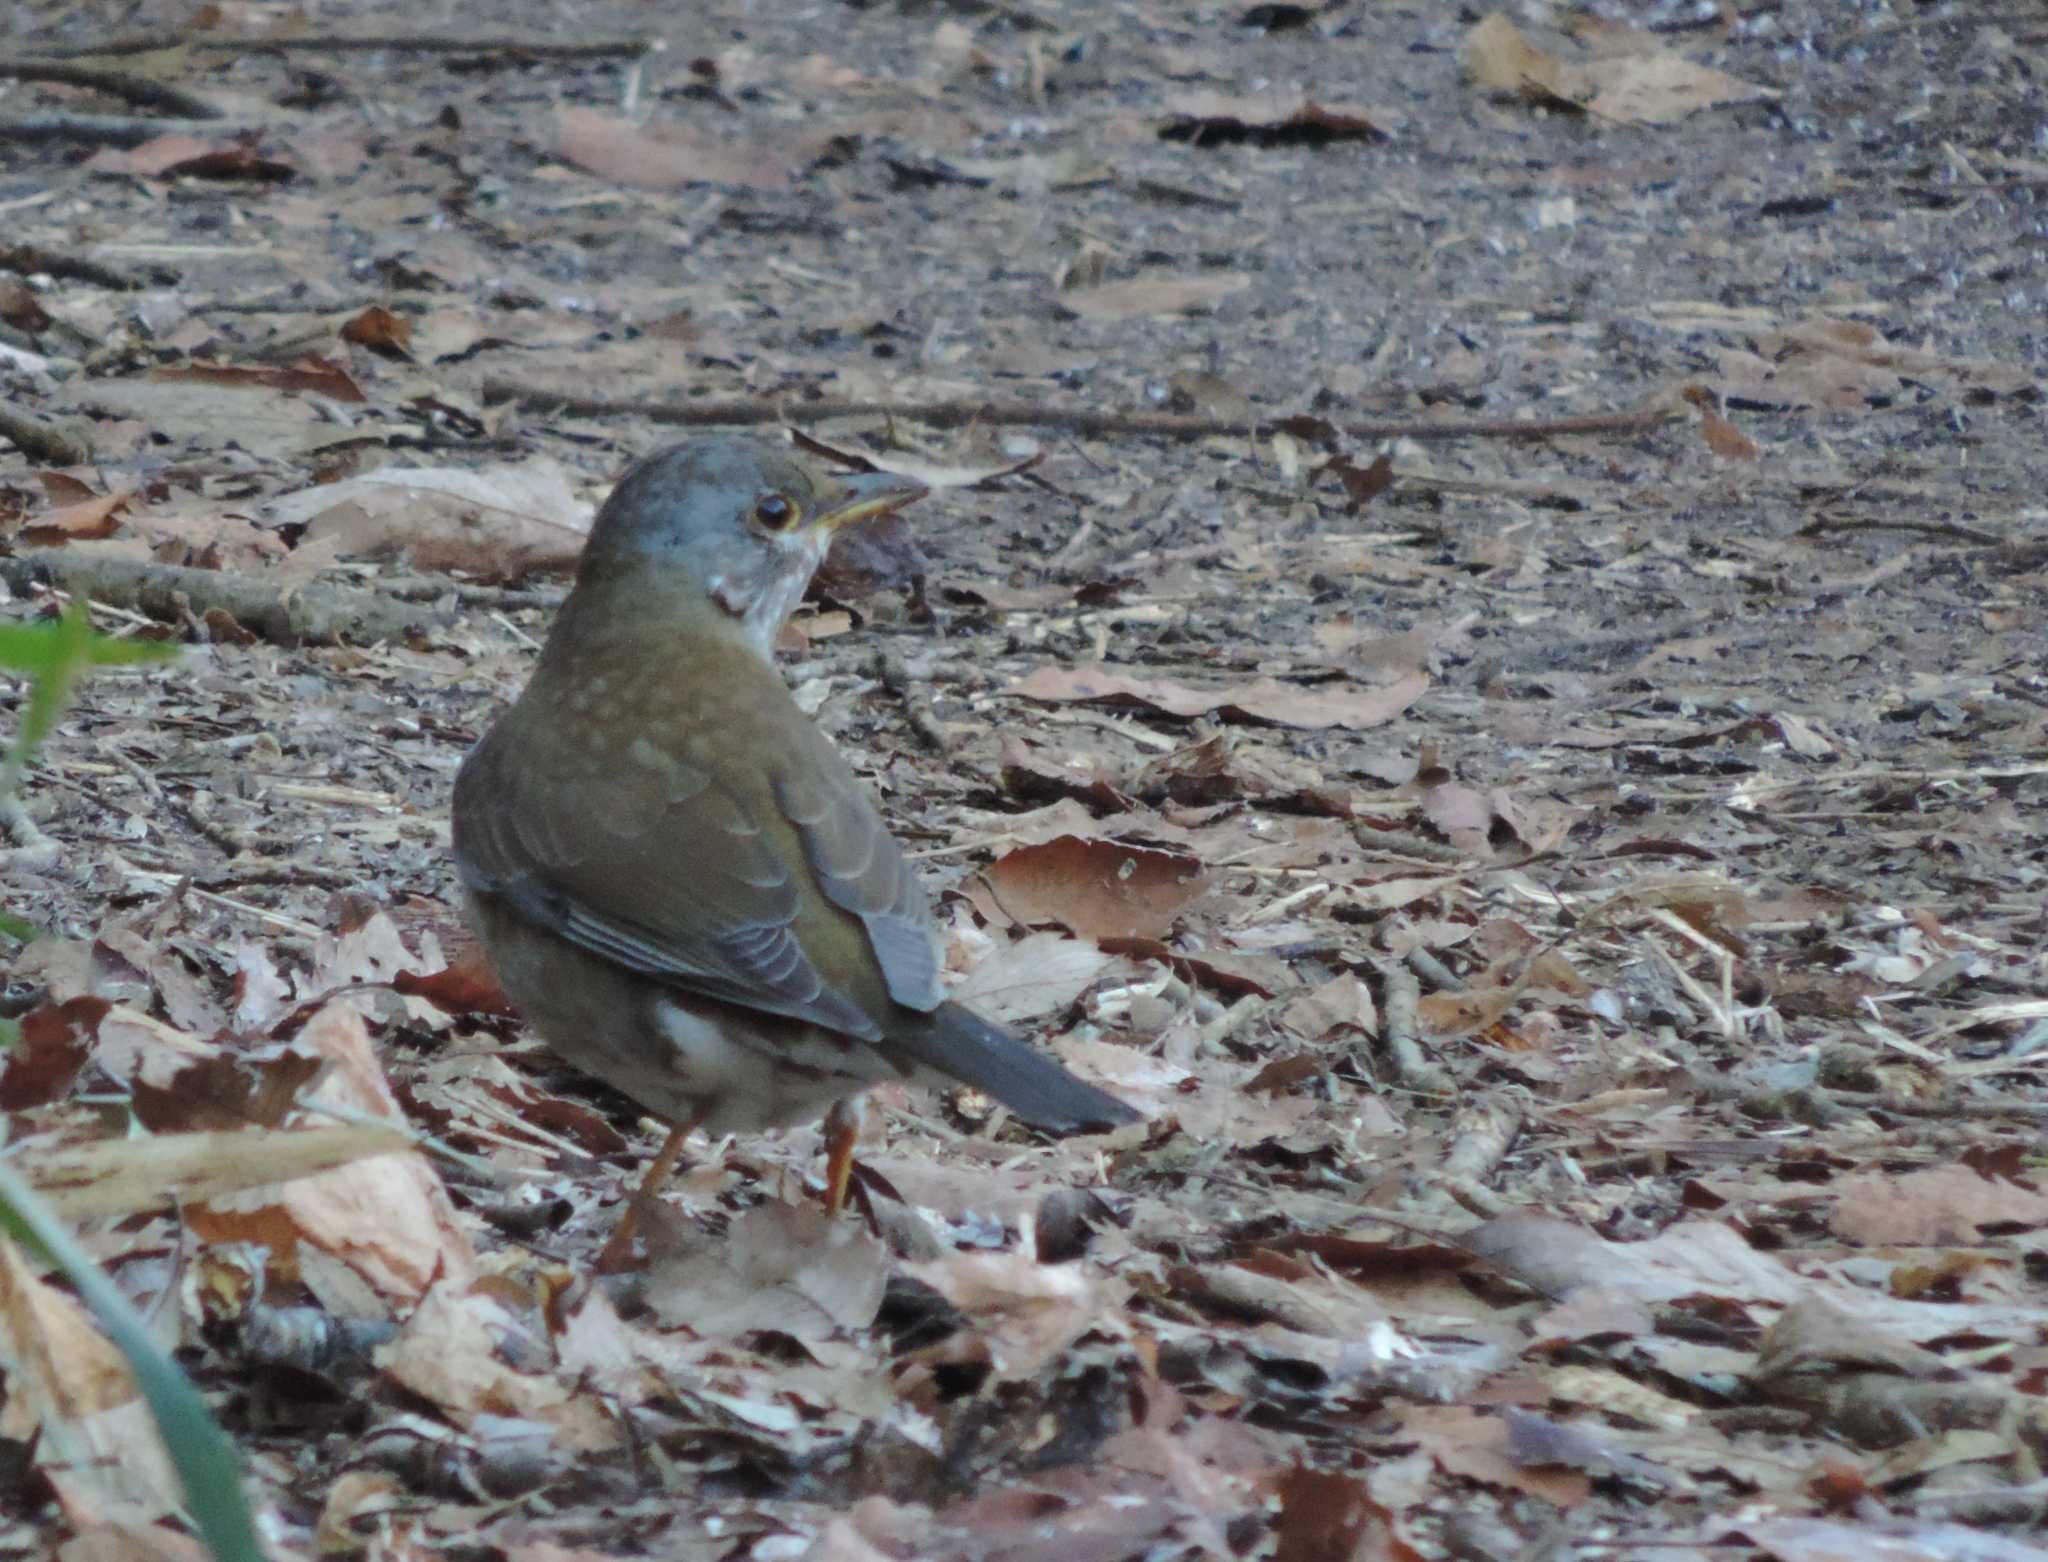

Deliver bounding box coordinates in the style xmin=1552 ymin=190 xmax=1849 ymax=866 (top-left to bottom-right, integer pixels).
xmin=772 ymin=748 xmax=941 ymax=1012
xmin=452 ymin=713 xmax=887 ymax=1041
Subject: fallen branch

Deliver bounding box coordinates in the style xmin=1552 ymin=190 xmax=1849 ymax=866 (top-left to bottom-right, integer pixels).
xmin=874 ymin=649 xmax=952 ymax=754
xmin=479 ymin=379 xmax=1682 ymax=445
xmin=1372 ymin=956 xmax=1451 ymax=1095
xmin=377 ymin=579 xmax=566 ymax=611
xmin=0 ymin=796 xmax=59 ymax=870
xmin=39 ymin=33 xmax=652 ymax=60
xmin=0 ymin=553 xmax=445 ymax=647
xmin=1 ymin=60 xmax=222 ymax=119
xmin=1797 ymin=512 xmax=2005 ymax=547
xmin=0 ymin=404 xmax=93 ymax=465
xmin=0 ymin=113 xmax=256 ymax=147
xmin=0 ymin=243 xmax=138 ymax=289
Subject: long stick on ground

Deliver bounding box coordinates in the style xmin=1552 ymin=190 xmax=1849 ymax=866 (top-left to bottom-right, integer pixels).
xmin=479 ymin=381 xmax=1682 ymax=444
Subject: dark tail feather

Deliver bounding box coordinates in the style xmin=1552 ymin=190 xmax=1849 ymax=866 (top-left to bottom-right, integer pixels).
xmin=892 ymin=1002 xmax=1139 ymax=1133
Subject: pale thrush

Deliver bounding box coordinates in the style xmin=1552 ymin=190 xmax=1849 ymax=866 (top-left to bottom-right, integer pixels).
xmin=451 ymin=438 xmax=1136 ymax=1258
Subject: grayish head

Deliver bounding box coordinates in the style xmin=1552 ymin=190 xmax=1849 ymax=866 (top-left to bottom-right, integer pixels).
xmin=573 ymin=438 xmax=925 ymax=658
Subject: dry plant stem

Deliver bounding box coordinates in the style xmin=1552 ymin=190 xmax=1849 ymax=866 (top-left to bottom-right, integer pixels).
xmin=0 ymin=113 xmax=258 ymax=146
xmin=1 ymin=60 xmax=221 ymax=118
xmin=0 ymin=553 xmax=443 ymax=647
xmin=0 ymin=403 xmax=92 ymax=465
xmin=481 ymin=381 xmax=1682 ymax=445
xmin=1643 ymin=920 xmax=1736 ymax=1040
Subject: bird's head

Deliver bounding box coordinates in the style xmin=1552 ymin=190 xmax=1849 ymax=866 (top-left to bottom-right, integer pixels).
xmin=574 ymin=439 xmax=927 ymax=658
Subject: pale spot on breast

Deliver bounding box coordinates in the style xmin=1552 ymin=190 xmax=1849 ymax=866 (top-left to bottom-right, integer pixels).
xmin=628 ymin=735 xmax=681 ymax=781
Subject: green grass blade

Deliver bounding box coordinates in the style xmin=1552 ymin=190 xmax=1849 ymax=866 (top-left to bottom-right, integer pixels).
xmin=0 ymin=1164 xmax=266 ymax=1561
xmin=0 ymin=605 xmax=179 ymax=806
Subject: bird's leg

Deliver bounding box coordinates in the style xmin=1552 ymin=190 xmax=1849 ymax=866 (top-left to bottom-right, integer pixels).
xmin=820 ymin=1095 xmax=866 ymax=1214
xmin=595 ymin=1111 xmax=705 ymax=1273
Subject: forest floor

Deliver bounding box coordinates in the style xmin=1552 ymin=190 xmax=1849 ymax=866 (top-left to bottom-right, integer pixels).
xmin=3 ymin=1 xmax=2047 ymax=1559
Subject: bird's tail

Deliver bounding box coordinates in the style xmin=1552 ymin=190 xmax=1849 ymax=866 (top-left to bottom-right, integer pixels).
xmin=892 ymin=1002 xmax=1139 ymax=1133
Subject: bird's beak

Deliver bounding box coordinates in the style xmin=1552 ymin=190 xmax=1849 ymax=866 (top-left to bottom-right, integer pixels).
xmin=812 ymin=469 xmax=927 ymax=534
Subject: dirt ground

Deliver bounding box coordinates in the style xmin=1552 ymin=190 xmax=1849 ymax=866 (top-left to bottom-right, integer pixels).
xmin=4 ymin=0 xmax=2047 ymax=1558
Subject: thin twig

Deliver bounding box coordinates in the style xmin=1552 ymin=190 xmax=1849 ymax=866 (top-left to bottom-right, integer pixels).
xmin=480 ymin=380 xmax=1683 ymax=445
xmin=1797 ymin=513 xmax=2004 ymax=546
xmin=36 ymin=33 xmax=652 ymax=60
xmin=1 ymin=60 xmax=221 ymax=119
xmin=377 ymin=579 xmax=566 ymax=611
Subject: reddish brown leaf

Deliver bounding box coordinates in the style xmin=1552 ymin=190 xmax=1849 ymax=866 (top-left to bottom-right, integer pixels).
xmin=1162 ymin=92 xmax=1393 ymax=144
xmin=88 ymin=135 xmax=295 ymax=181
xmin=0 ymin=997 xmax=110 ymax=1110
xmin=340 ymin=305 xmax=414 ymax=357
xmin=0 ymin=279 xmax=52 ymax=333
xmin=1015 ymin=665 xmax=1428 ymax=732
xmin=21 ymin=491 xmax=130 ymax=544
xmin=153 ymin=357 xmax=366 ymax=403
xmin=1242 ymin=1054 xmax=1322 ymax=1095
xmin=1324 ymin=452 xmax=1395 ymax=509
xmin=129 ymin=1049 xmax=325 ymax=1132
xmin=813 ymin=510 xmax=928 ymax=600
xmin=1274 ymin=1464 xmax=1416 ymax=1562
xmin=974 ymin=835 xmax=1207 ymax=943
xmin=394 ymin=946 xmax=517 ymax=1017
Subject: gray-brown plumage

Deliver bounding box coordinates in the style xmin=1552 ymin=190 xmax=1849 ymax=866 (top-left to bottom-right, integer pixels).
xmin=452 ymin=439 xmax=1135 ymax=1245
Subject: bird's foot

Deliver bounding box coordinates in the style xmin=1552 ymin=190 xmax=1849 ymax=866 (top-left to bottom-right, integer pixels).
xmin=595 ymin=1115 xmax=699 ymax=1272
xmin=820 ymin=1096 xmax=865 ymax=1214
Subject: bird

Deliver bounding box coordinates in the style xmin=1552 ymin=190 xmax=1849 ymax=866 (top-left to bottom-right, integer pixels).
xmin=451 ymin=437 xmax=1137 ymax=1264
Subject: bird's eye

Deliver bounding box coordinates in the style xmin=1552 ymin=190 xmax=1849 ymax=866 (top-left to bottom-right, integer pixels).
xmin=754 ymin=493 xmax=798 ymax=530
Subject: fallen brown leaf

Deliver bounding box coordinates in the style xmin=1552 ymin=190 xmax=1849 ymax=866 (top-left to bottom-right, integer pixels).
xmin=21 ymin=491 xmax=130 ymax=544
xmin=185 ymin=1001 xmax=476 ymax=1298
xmin=339 ymin=304 xmax=413 ymax=357
xmin=972 ymin=835 xmax=1207 ymax=943
xmin=1014 ymin=664 xmax=1429 ymax=731
xmin=555 ymin=106 xmax=793 ymax=192
xmin=646 ymin=1200 xmax=887 ymax=1340
xmin=1161 ymin=92 xmax=1393 ymax=144
xmin=1056 ymin=273 xmax=1250 ymax=320
xmin=1462 ymin=13 xmax=1772 ymax=125
xmin=0 ymin=1238 xmax=184 ymax=1527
